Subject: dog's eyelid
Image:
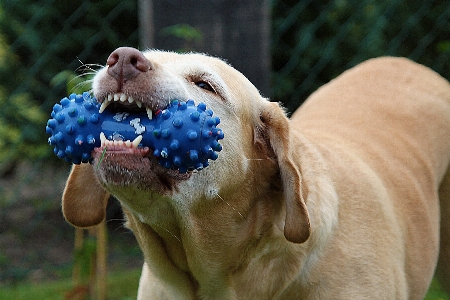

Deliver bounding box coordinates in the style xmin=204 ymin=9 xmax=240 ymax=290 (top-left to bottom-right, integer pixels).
xmin=186 ymin=72 xmax=231 ymax=103
xmin=195 ymin=80 xmax=216 ymax=93
xmin=187 ymin=73 xmax=218 ymax=94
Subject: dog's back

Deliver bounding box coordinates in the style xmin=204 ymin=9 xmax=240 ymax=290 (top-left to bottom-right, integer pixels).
xmin=438 ymin=168 xmax=450 ymax=293
xmin=292 ymin=57 xmax=450 ymax=297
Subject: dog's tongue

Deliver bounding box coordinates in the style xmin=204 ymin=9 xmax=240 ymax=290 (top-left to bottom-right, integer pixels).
xmin=46 ymin=93 xmax=224 ymax=173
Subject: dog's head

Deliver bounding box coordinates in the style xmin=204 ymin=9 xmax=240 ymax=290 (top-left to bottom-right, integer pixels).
xmin=62 ymin=47 xmax=310 ymax=243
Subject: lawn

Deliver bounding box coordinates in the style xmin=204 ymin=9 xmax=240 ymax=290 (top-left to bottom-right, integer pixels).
xmin=0 ymin=269 xmax=448 ymax=300
xmin=0 ymin=268 xmax=140 ymax=300
xmin=425 ymin=279 xmax=450 ymax=300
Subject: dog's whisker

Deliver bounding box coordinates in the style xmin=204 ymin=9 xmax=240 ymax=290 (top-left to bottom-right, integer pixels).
xmin=69 ymin=80 xmax=94 ymax=94
xmin=105 ymin=218 xmax=131 ymax=232
xmin=152 ymin=223 xmax=181 ymax=242
xmin=76 ymin=58 xmax=104 ymax=73
xmin=66 ymin=72 xmax=93 ymax=84
xmin=80 ymin=63 xmax=104 ymax=69
xmin=74 ymin=72 xmax=97 ymax=78
xmin=107 ymin=218 xmax=127 ymax=223
xmin=75 ymin=64 xmax=99 ymax=73
xmin=215 ymin=192 xmax=248 ymax=222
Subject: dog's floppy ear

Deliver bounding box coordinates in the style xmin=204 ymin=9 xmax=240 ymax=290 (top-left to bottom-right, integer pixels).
xmin=259 ymin=102 xmax=311 ymax=243
xmin=62 ymin=164 xmax=110 ymax=228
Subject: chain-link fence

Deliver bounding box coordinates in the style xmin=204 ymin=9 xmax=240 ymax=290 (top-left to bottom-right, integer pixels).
xmin=0 ymin=0 xmax=139 ymax=170
xmin=0 ymin=0 xmax=449 ymax=289
xmin=272 ymin=0 xmax=450 ymax=113
xmin=0 ymin=0 xmax=141 ymax=285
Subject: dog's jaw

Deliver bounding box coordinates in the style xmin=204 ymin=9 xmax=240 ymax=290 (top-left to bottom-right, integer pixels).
xmin=92 ymin=149 xmax=191 ymax=195
xmin=91 ymin=49 xmax=196 ymax=194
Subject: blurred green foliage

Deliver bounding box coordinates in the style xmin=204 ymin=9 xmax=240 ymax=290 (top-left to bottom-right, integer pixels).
xmin=272 ymin=0 xmax=450 ymax=112
xmin=0 ymin=1 xmax=449 ymax=296
xmin=160 ymin=23 xmax=203 ymax=52
xmin=0 ymin=0 xmax=448 ymax=168
xmin=0 ymin=267 xmax=140 ymax=300
xmin=0 ymin=0 xmax=138 ymax=171
xmin=161 ymin=24 xmax=202 ymax=43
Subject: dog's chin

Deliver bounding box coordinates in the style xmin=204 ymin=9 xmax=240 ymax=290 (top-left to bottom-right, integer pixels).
xmin=92 ymin=146 xmax=191 ymax=195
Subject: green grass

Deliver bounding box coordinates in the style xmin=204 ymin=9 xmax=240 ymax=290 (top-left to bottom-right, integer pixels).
xmin=0 ymin=270 xmax=448 ymax=299
xmin=425 ymin=279 xmax=450 ymax=300
xmin=0 ymin=268 xmax=141 ymax=300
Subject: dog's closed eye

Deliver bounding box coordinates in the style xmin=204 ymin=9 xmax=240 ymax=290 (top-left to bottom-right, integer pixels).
xmin=195 ymin=80 xmax=215 ymax=93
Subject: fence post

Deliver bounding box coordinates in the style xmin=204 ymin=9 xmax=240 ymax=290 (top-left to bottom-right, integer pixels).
xmin=138 ymin=0 xmax=271 ymax=97
xmin=95 ymin=221 xmax=108 ymax=300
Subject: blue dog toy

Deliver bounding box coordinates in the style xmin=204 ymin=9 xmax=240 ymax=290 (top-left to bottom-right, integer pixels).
xmin=46 ymin=92 xmax=224 ymax=173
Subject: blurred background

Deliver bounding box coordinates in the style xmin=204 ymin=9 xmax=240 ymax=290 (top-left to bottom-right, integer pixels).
xmin=0 ymin=0 xmax=448 ymax=299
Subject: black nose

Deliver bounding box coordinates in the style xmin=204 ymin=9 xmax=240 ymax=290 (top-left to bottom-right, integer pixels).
xmin=106 ymin=47 xmax=151 ymax=83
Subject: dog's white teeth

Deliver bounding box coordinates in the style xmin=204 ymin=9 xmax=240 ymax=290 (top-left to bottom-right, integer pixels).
xmin=99 ymin=101 xmax=110 ymax=113
xmin=100 ymin=132 xmax=107 ymax=147
xmin=146 ymin=108 xmax=153 ymax=120
xmin=132 ymin=135 xmax=143 ymax=148
xmin=100 ymin=132 xmax=143 ymax=149
xmin=101 ymin=94 xmax=151 ymax=119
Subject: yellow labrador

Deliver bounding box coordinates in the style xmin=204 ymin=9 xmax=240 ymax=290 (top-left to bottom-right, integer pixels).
xmin=62 ymin=47 xmax=450 ymax=299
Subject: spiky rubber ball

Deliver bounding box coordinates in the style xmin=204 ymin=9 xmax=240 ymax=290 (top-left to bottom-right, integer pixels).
xmin=46 ymin=92 xmax=224 ymax=173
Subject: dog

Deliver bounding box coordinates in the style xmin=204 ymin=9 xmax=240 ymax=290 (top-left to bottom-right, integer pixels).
xmin=62 ymin=47 xmax=450 ymax=299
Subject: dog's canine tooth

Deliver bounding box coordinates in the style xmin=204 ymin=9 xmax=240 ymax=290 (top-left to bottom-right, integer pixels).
xmin=100 ymin=132 xmax=106 ymax=147
xmin=99 ymin=101 xmax=110 ymax=113
xmin=146 ymin=108 xmax=153 ymax=120
xmin=132 ymin=135 xmax=143 ymax=148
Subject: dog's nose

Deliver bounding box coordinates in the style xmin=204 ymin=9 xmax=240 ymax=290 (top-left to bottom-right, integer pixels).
xmin=106 ymin=47 xmax=151 ymax=83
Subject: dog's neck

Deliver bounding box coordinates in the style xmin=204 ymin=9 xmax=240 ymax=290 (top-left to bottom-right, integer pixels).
xmin=114 ymin=134 xmax=339 ymax=297
xmin=119 ymin=136 xmax=340 ymax=297
xmin=120 ymin=176 xmax=294 ymax=288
